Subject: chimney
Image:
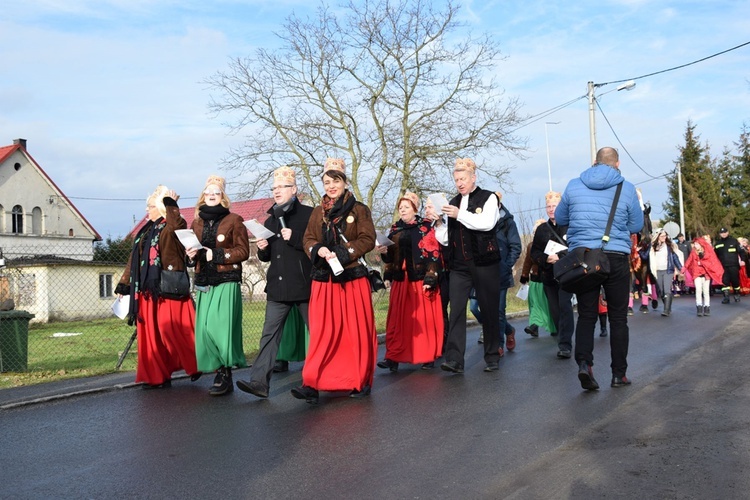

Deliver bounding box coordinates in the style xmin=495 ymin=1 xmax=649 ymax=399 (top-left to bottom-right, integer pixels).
xmin=13 ymin=138 xmax=27 ymax=149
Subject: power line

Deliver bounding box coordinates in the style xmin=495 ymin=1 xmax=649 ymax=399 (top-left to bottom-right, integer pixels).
xmin=595 ymin=40 xmax=750 ymax=88
xmin=512 ymin=95 xmax=586 ymax=132
xmin=595 ymin=100 xmax=663 ymax=179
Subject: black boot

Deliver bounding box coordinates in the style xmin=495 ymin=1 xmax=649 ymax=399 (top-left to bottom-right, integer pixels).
xmin=524 ymin=324 xmax=539 ymax=337
xmin=376 ymin=359 xmax=399 ymax=372
xmin=273 ymin=360 xmax=289 ymax=373
xmin=696 ymin=305 xmax=703 ymax=317
xmin=703 ymin=305 xmax=710 ymax=316
xmin=722 ymin=290 xmax=730 ymax=304
xmin=661 ymin=295 xmax=673 ymax=316
xmin=599 ymin=314 xmax=607 ymax=337
xmin=734 ymin=293 xmax=741 ymax=303
xmin=209 ymin=367 xmax=233 ymax=396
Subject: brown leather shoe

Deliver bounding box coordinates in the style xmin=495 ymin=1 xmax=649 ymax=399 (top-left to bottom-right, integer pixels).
xmin=506 ymin=328 xmax=516 ymax=351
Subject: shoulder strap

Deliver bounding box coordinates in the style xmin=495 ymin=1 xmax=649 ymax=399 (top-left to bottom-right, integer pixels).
xmin=546 ymin=221 xmax=566 ymax=245
xmin=602 ymin=182 xmax=624 ymax=246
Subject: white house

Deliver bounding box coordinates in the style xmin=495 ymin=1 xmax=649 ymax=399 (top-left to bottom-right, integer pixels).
xmin=0 ymin=138 xmax=101 ymax=258
xmin=1 ymin=138 xmax=108 ymax=322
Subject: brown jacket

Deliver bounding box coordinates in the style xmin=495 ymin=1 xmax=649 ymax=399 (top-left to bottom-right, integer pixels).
xmin=520 ymin=241 xmax=541 ymax=283
xmin=118 ymin=197 xmax=187 ymax=289
xmin=191 ymin=211 xmax=250 ymax=286
xmin=303 ymin=201 xmax=376 ymax=283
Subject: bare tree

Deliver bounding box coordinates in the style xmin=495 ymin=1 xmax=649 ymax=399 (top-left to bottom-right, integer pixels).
xmin=206 ymin=0 xmax=526 ymax=222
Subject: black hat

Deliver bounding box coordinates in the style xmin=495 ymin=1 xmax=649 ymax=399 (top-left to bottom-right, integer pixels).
xmin=720 ymin=227 xmax=729 ymax=233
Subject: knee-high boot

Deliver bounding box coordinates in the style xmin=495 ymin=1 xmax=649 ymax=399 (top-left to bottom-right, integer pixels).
xmin=661 ymin=295 xmax=673 ymax=316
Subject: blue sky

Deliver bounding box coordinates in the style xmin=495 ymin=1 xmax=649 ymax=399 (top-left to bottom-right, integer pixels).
xmin=1 ymin=0 xmax=748 ymax=238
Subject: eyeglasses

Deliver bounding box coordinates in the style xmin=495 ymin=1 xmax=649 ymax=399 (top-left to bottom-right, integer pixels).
xmin=203 ymin=190 xmax=222 ymax=196
xmin=270 ymin=185 xmax=294 ymax=192
xmin=146 ymin=204 xmax=156 ymax=210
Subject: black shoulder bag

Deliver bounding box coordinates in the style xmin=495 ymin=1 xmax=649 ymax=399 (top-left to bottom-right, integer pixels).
xmin=553 ymin=182 xmax=623 ymax=294
xmin=160 ymin=269 xmax=191 ymax=299
xmin=337 ymin=232 xmax=386 ymax=293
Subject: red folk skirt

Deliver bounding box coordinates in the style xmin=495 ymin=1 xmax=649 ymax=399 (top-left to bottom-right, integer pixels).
xmin=302 ymin=276 xmax=377 ymax=392
xmin=384 ymin=276 xmax=444 ymax=364
xmin=135 ymin=293 xmax=199 ymax=385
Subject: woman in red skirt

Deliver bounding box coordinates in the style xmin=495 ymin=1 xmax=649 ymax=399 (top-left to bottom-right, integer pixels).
xmin=292 ymin=158 xmax=377 ymax=404
xmin=116 ymin=186 xmax=200 ymax=389
xmin=376 ymin=192 xmax=443 ymax=372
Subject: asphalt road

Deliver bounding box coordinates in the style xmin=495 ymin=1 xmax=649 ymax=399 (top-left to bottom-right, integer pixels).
xmin=2 ymin=295 xmax=749 ymax=499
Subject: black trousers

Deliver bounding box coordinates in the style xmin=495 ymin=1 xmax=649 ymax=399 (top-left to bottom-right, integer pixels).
xmin=543 ymin=283 xmax=574 ymax=351
xmin=722 ymin=266 xmax=740 ymax=291
xmin=574 ymin=253 xmax=630 ymax=378
xmin=445 ymin=259 xmax=501 ymax=367
xmin=248 ymin=301 xmax=309 ymax=389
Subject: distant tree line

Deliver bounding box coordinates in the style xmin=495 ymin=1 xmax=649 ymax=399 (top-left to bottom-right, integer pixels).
xmin=663 ymin=120 xmax=750 ymax=239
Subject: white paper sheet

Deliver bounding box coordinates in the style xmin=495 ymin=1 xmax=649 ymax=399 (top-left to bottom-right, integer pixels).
xmin=427 ymin=193 xmax=450 ymax=215
xmin=515 ymin=284 xmax=529 ymax=301
xmin=174 ymin=229 xmax=203 ymax=251
xmin=243 ymin=219 xmax=275 ymax=239
xmin=375 ymin=230 xmax=395 ymax=246
xmin=111 ymin=295 xmax=130 ymax=320
xmin=544 ymin=240 xmax=568 ymax=255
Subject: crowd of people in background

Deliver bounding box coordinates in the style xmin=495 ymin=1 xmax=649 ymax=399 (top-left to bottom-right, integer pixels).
xmin=115 ymin=148 xmax=750 ymax=402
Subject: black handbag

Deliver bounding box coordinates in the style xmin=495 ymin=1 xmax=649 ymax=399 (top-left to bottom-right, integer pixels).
xmin=160 ymin=269 xmax=191 ymax=299
xmin=553 ymin=182 xmax=623 ymax=294
xmin=365 ymin=263 xmax=386 ymax=292
xmin=336 ymin=231 xmax=385 ymax=293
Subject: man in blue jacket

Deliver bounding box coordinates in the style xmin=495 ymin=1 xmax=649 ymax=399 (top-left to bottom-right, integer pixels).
xmin=556 ymin=147 xmax=643 ymax=391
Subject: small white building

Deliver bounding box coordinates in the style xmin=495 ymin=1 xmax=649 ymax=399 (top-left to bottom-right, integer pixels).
xmin=0 ymin=138 xmax=105 ymax=322
xmin=0 ymin=138 xmax=100 ymax=257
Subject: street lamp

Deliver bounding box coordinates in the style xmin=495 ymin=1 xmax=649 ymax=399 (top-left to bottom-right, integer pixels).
xmin=544 ymin=121 xmax=560 ymax=191
xmin=587 ymin=80 xmax=635 ymax=164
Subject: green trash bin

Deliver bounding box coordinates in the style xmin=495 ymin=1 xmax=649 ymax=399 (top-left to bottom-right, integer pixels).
xmin=0 ymin=310 xmax=34 ymax=372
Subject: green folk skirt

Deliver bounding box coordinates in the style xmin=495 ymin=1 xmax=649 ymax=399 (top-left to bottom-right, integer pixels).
xmin=528 ymin=280 xmax=557 ymax=334
xmin=194 ymin=282 xmax=247 ymax=372
xmin=276 ymin=304 xmax=308 ymax=362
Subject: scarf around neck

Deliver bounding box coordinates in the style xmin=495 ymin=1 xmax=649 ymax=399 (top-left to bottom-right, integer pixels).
xmin=321 ymin=190 xmax=356 ymax=246
xmin=199 ymin=204 xmax=230 ymax=221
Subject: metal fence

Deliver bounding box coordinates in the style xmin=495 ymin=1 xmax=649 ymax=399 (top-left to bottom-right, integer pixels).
xmin=0 ymin=240 xmax=390 ymax=376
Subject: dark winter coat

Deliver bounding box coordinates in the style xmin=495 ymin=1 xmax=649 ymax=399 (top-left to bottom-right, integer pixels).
xmin=382 ymin=216 xmax=442 ymax=288
xmin=258 ymin=197 xmax=314 ymax=302
xmin=714 ymin=235 xmax=741 ymax=269
xmin=496 ymin=203 xmax=522 ymax=289
xmin=530 ymin=219 xmax=567 ymax=287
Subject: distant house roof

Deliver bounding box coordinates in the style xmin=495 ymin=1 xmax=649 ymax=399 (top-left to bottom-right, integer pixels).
xmin=128 ymin=198 xmax=276 ymax=238
xmin=0 ymin=140 xmax=102 ymax=241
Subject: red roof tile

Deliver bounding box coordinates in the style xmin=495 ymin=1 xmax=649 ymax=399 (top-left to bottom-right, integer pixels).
xmin=128 ymin=198 xmax=276 ymax=238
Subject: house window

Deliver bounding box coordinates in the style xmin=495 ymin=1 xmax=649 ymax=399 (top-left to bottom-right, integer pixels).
xmin=12 ymin=205 xmax=23 ymax=234
xmin=99 ymin=274 xmax=114 ymax=298
xmin=32 ymin=207 xmax=43 ymax=235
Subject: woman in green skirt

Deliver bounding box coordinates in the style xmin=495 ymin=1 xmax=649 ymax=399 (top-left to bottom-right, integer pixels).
xmin=520 ymin=220 xmax=556 ymax=337
xmin=186 ymin=175 xmax=250 ymax=396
